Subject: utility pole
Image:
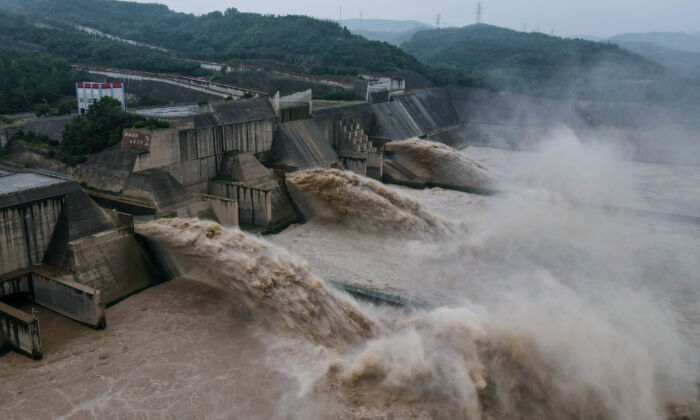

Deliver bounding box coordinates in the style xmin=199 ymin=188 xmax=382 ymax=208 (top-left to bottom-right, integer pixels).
xmin=436 ymin=13 xmax=441 ymax=29
xmin=360 ymin=10 xmax=363 ymax=28
xmin=476 ymin=1 xmax=483 ymax=24
xmin=523 ymin=22 xmax=527 ymax=32
xmin=339 ymin=5 xmax=342 ymax=23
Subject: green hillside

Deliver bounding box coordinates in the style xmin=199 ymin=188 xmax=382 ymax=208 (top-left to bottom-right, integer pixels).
xmin=6 ymin=0 xmax=431 ymax=76
xmin=402 ymin=24 xmax=668 ymax=97
xmin=0 ymin=9 xmax=207 ymax=114
xmin=0 ymin=48 xmax=80 ymax=114
xmin=342 ymin=19 xmax=433 ymax=46
xmin=340 ymin=19 xmax=432 ymax=33
xmin=0 ymin=11 xmax=202 ymax=75
xmin=611 ymin=40 xmax=700 ymax=81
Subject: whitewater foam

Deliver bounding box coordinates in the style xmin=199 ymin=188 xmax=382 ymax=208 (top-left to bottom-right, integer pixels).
xmin=385 ymin=138 xmax=499 ymax=192
xmin=286 ymin=168 xmax=450 ymax=235
xmin=136 ymin=218 xmax=373 ymax=347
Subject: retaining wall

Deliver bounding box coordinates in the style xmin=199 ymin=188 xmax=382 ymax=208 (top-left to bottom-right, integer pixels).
xmin=31 ymin=269 xmax=105 ymax=329
xmin=201 ymin=194 xmax=239 ymax=227
xmin=209 ymin=181 xmax=272 ymax=226
xmin=0 ymin=302 xmax=41 ymax=359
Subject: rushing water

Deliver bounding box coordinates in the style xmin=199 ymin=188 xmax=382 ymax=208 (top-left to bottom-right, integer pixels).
xmin=1 ymin=135 xmax=699 ymax=419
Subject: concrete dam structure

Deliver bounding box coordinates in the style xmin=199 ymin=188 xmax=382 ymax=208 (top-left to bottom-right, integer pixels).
xmin=0 ymin=164 xmax=157 ymax=358
xmin=1 ymin=83 xmax=479 ymax=359
xmin=67 ymin=86 xmax=483 ymax=232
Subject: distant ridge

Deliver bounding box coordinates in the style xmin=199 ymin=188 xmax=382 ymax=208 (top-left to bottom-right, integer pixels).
xmin=340 ymin=19 xmax=433 ymax=33
xmin=608 ymin=32 xmax=700 ymax=53
xmin=402 ymin=24 xmax=668 ymax=98
xmin=342 ymin=18 xmax=434 ymax=46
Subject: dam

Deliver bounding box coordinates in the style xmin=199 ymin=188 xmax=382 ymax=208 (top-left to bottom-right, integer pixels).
xmin=2 ymin=72 xmax=699 ymax=420
xmin=1 ymin=79 xmax=484 ymax=358
xmin=3 ymin=94 xmax=700 ymax=420
xmin=0 ymin=164 xmax=156 ymax=358
xmin=0 ymin=79 xmax=469 ymax=355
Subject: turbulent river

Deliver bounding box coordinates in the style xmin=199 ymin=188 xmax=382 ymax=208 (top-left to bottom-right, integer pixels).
xmin=1 ymin=133 xmax=699 ymax=419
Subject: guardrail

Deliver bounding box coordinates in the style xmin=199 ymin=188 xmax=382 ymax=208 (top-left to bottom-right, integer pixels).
xmin=71 ymin=64 xmax=268 ymax=98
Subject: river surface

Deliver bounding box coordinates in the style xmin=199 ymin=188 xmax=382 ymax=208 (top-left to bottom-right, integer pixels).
xmin=1 ymin=144 xmax=698 ymax=419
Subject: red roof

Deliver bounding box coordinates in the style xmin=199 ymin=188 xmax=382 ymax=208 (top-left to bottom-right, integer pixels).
xmin=76 ymin=82 xmax=123 ymax=89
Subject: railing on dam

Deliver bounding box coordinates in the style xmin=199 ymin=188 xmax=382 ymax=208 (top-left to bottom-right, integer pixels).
xmin=70 ymin=64 xmax=268 ymax=99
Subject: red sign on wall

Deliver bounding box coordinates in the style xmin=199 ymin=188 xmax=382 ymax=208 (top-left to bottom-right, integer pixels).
xmin=121 ymin=129 xmax=152 ymax=150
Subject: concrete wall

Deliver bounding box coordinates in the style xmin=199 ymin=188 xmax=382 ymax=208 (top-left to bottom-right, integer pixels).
xmin=0 ymin=267 xmax=105 ymax=329
xmin=32 ymin=270 xmax=105 ymax=329
xmin=274 ymin=120 xmax=338 ymax=170
xmin=122 ymin=169 xmax=194 ymax=211
xmin=339 ymin=157 xmax=367 ymax=176
xmin=396 ymin=88 xmax=461 ymax=134
xmin=133 ymin=119 xmax=275 ymax=190
xmin=202 ymin=195 xmax=239 ymax=227
xmin=371 ymin=100 xmax=423 ymax=140
xmin=1 ymin=126 xmax=22 ymax=148
xmin=66 ymin=228 xmax=155 ymax=303
xmin=312 ymin=103 xmax=375 ymax=142
xmin=0 ymin=198 xmax=63 ymax=275
xmin=366 ymin=151 xmax=383 ymax=179
xmin=0 ymin=302 xmax=41 ymax=359
xmin=0 ymin=271 xmax=31 ymax=297
xmin=209 ymin=181 xmax=271 ymax=226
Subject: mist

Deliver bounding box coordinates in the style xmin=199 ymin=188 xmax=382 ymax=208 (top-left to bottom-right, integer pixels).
xmin=125 ymin=125 xmax=700 ymax=418
xmin=136 ymin=0 xmax=700 ymax=37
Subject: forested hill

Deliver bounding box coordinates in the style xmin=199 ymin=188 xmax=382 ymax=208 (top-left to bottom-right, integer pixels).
xmin=4 ymin=0 xmax=429 ymax=76
xmin=402 ymin=24 xmax=670 ymax=98
xmin=0 ymin=11 xmax=202 ymax=75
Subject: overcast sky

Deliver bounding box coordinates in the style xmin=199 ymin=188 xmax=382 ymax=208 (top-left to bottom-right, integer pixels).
xmin=134 ymin=0 xmax=700 ymax=38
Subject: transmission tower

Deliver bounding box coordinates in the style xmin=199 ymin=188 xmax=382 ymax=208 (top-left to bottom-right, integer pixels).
xmin=476 ymin=2 xmax=483 ymax=24
xmin=339 ymin=5 xmax=342 ymax=23
xmin=436 ymin=13 xmax=441 ymax=29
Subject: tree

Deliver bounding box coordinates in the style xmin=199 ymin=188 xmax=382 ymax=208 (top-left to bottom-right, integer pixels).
xmin=34 ymin=103 xmax=50 ymax=117
xmin=61 ymin=97 xmax=167 ymax=164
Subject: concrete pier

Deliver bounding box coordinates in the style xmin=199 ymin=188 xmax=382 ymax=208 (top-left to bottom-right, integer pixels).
xmin=1 ymin=266 xmax=106 ymax=329
xmin=0 ymin=301 xmax=42 ymax=359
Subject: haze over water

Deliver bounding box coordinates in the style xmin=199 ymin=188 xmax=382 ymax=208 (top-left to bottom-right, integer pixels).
xmin=1 ymin=130 xmax=698 ymax=418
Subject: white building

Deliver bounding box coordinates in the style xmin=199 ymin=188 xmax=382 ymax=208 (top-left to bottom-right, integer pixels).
xmin=76 ymin=82 xmax=125 ymax=114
